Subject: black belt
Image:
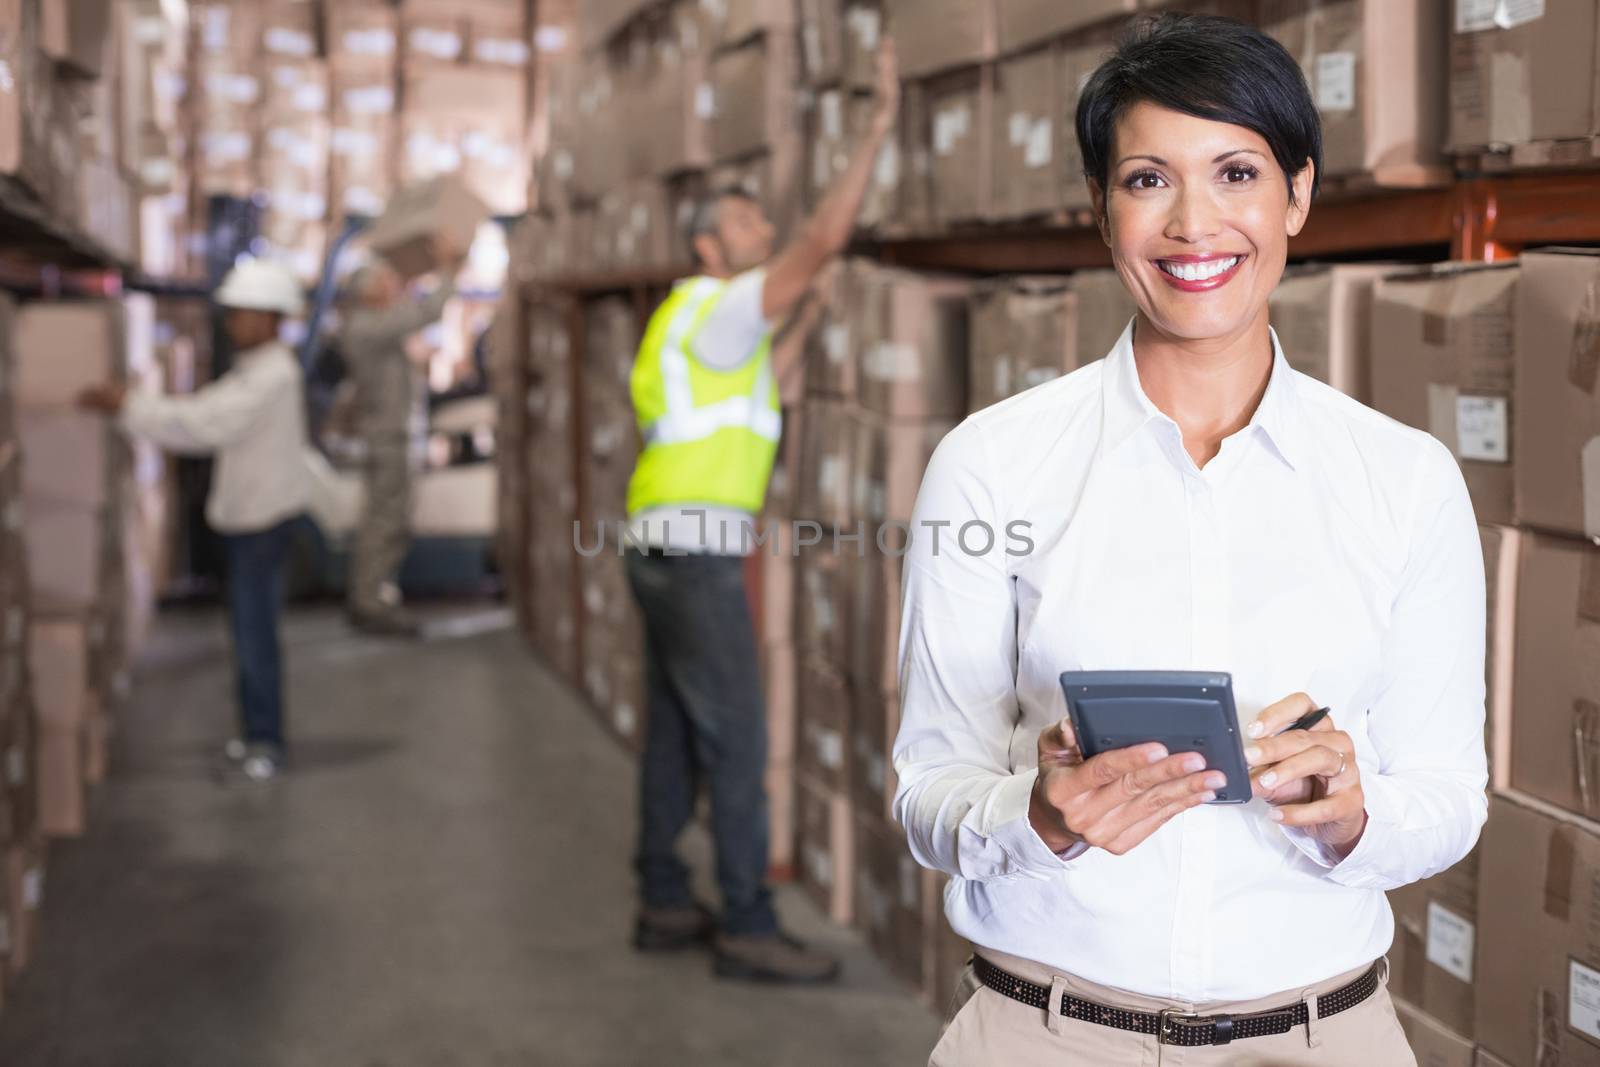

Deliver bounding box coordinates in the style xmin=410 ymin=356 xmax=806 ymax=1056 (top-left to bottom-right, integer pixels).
xmin=974 ymin=956 xmax=1381 ymax=1048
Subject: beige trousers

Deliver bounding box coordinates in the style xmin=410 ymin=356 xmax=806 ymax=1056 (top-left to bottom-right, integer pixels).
xmin=930 ymin=948 xmax=1418 ymax=1067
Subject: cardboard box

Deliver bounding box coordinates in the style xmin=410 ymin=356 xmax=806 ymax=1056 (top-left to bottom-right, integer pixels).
xmin=855 ymin=813 xmax=934 ymax=987
xmin=798 ymin=656 xmax=852 ymax=793
xmin=19 ymin=410 xmax=119 ymax=522
xmin=796 ymin=399 xmax=857 ymax=529
xmin=804 ymin=259 xmax=864 ymax=402
xmin=1268 ymin=263 xmax=1397 ymax=404
xmin=1261 ymin=0 xmax=1448 ymax=183
xmin=640 ymin=5 xmax=713 ymax=176
xmin=402 ymin=0 xmax=466 ymax=65
xmin=1474 ymin=1050 xmax=1514 ymax=1067
xmin=1370 ymin=264 xmax=1519 ymax=527
xmin=1388 ymin=848 xmax=1480 ymax=1038
xmin=768 ymin=404 xmax=804 ymax=512
xmin=14 ymin=301 xmax=126 ymax=408
xmin=859 ymin=270 xmax=971 ymax=419
xmin=712 ymin=0 xmax=797 ymax=50
xmin=327 ymin=3 xmax=399 ymax=61
xmin=1448 ymin=0 xmax=1599 ymax=152
xmin=400 ymin=64 xmax=527 ymax=215
xmin=968 ymin=276 xmax=1080 ymax=411
xmin=991 ymin=47 xmax=1060 ymax=220
xmin=995 ymin=0 xmax=1133 ymax=54
xmin=1512 ymin=249 xmax=1600 ymax=540
xmin=1393 ymin=998 xmax=1476 ymax=1067
xmin=798 ymin=0 xmax=844 ymax=86
xmin=1475 ymin=794 xmax=1600 ymax=1067
xmin=36 ymin=722 xmax=84 ymax=837
xmin=926 ymin=65 xmax=992 ymax=224
xmin=854 ymin=413 xmax=954 ymax=526
xmin=260 ymin=1 xmax=318 ymax=59
xmin=194 ymin=0 xmax=261 ymax=56
xmin=884 ymin=0 xmax=996 ymax=79
xmin=796 ymin=539 xmax=854 ymax=673
xmin=849 ymin=540 xmax=903 ymax=698
xmin=849 ymin=687 xmax=893 ymax=819
xmin=710 ymin=33 xmax=799 ymax=164
xmin=28 ymin=619 xmax=91 ymax=732
xmin=1509 ymin=532 xmax=1600 ymax=822
xmin=364 ymin=175 xmax=490 ymax=280
xmin=2 ymin=838 xmax=44 ymax=981
xmin=465 ymin=2 xmax=528 ymax=68
xmin=930 ymin=883 xmax=973 ymax=1010
xmin=797 ymin=774 xmax=855 ymax=923
xmin=263 ymin=58 xmax=330 ymax=120
xmin=1071 ymin=269 xmax=1136 ymax=361
xmin=0 ymin=0 xmax=49 ymax=192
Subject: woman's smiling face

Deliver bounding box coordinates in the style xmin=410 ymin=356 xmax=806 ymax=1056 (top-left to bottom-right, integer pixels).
xmin=1093 ymin=101 xmax=1315 ymax=345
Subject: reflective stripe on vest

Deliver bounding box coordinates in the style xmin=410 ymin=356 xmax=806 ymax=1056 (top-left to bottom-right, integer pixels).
xmin=640 ymin=277 xmax=781 ymax=447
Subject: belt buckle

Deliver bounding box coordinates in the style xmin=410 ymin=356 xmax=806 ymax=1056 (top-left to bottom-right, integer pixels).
xmin=1157 ymin=1008 xmax=1211 ymax=1046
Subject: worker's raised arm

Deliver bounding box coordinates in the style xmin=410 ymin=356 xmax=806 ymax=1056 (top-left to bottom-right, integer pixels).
xmin=760 ymin=40 xmax=900 ymax=322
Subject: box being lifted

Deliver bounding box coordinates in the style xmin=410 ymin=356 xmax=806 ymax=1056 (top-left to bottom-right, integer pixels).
xmin=364 ymin=175 xmax=490 ymax=281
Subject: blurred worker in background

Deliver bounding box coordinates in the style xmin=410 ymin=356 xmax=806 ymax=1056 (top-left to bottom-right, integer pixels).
xmin=78 ymin=257 xmax=310 ymax=782
xmin=622 ymin=41 xmax=901 ymax=985
xmin=340 ymin=235 xmax=467 ymax=636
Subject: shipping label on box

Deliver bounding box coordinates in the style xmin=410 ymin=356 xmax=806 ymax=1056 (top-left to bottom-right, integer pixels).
xmin=991 ymin=47 xmax=1059 ymax=221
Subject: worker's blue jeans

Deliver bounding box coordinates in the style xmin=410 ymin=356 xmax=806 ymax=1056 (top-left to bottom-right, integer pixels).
xmin=224 ymin=516 xmax=299 ymax=753
xmin=625 ymin=549 xmax=777 ymax=938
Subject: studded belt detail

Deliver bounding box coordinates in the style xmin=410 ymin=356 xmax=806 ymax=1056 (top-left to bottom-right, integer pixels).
xmin=973 ymin=956 xmax=1381 ymax=1047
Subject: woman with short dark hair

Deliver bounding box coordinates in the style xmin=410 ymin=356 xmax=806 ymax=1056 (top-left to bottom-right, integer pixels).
xmin=895 ymin=14 xmax=1480 ymax=1064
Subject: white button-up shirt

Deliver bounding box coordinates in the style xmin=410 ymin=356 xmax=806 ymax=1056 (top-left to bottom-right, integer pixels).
xmin=893 ymin=321 xmax=1488 ymax=1002
xmin=123 ymin=341 xmax=309 ymax=534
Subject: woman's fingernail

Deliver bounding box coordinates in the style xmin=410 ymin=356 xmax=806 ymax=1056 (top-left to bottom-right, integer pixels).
xmin=1244 ymin=746 xmax=1261 ymax=763
xmin=1200 ymin=791 xmax=1217 ymax=803
xmin=1247 ymin=722 xmax=1264 ymax=738
xmin=1269 ymin=809 xmax=1285 ymax=822
xmin=1260 ymin=772 xmax=1277 ymax=789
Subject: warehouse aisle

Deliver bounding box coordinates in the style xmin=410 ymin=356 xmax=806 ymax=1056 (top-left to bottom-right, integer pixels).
xmin=0 ymin=609 xmax=938 ymax=1067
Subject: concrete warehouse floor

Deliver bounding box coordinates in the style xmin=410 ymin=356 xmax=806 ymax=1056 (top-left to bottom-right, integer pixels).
xmin=0 ymin=607 xmax=938 ymax=1066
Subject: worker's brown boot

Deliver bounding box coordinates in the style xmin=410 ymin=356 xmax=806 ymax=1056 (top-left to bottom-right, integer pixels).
xmin=712 ymin=932 xmax=841 ymax=985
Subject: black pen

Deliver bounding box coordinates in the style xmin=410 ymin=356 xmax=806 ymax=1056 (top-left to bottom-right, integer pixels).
xmin=1279 ymin=706 xmax=1331 ymax=735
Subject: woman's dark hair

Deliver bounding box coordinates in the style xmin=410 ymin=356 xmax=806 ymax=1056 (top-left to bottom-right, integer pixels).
xmin=1076 ymin=13 xmax=1322 ymax=205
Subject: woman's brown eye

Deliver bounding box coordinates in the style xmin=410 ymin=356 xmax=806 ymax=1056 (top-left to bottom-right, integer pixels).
xmin=1225 ymin=166 xmax=1255 ymax=183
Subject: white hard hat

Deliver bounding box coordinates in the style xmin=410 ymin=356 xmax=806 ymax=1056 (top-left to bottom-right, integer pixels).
xmin=214 ymin=257 xmax=306 ymax=317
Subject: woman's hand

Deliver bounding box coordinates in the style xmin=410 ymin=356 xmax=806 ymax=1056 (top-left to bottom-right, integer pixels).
xmin=1029 ymin=717 xmax=1223 ymax=856
xmin=1246 ymin=693 xmax=1367 ymax=859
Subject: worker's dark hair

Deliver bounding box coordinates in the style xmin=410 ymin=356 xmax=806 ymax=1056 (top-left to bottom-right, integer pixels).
xmin=1076 ymin=13 xmax=1321 ymax=205
xmin=686 ymin=185 xmax=759 ymax=267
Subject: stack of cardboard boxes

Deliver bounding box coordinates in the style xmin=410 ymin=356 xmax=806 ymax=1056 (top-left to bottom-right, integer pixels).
xmin=577 ymin=298 xmax=647 ymax=751
xmin=0 ymin=294 xmax=45 ymax=1017
xmin=190 ymin=0 xmax=531 ymax=286
xmin=0 ymin=0 xmax=183 ymax=271
xmin=12 ymin=296 xmax=161 ymax=841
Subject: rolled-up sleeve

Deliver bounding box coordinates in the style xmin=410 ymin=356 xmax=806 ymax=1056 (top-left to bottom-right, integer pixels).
xmin=1282 ymin=438 xmax=1489 ymax=888
xmin=892 ymin=423 xmax=1085 ymax=882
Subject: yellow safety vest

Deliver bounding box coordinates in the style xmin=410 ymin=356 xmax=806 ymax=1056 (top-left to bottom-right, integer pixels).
xmin=626 ymin=275 xmax=781 ymax=517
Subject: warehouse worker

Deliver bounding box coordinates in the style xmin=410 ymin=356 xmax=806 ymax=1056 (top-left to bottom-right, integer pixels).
xmin=78 ymin=258 xmax=310 ymax=782
xmin=623 ymin=42 xmax=900 ymax=985
xmin=340 ymin=235 xmax=467 ymax=635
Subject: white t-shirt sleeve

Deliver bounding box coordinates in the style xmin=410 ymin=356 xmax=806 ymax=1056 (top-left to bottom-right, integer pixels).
xmin=688 ymin=269 xmax=771 ymax=371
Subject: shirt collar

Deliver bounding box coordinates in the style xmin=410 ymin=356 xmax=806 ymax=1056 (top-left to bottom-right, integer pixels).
xmin=1100 ymin=319 xmax=1305 ymax=472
